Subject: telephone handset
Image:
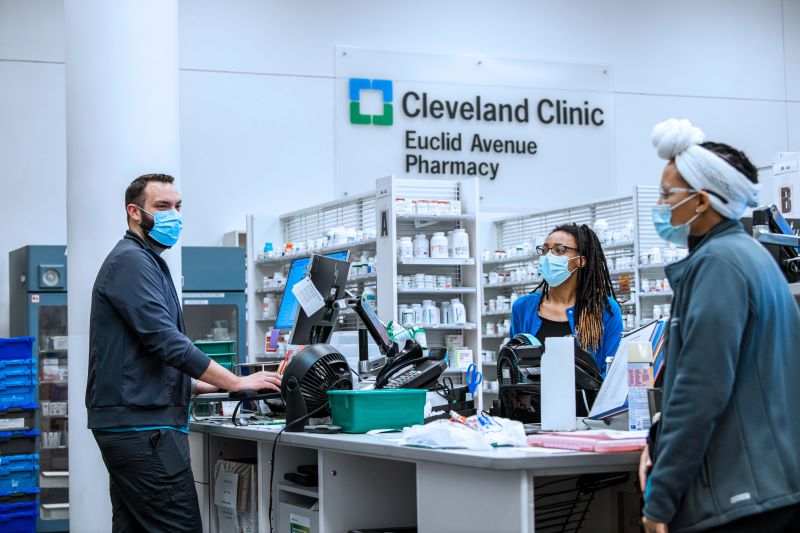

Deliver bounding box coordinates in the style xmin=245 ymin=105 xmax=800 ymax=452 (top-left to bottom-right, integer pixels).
xmin=375 ymin=340 xmax=447 ymax=390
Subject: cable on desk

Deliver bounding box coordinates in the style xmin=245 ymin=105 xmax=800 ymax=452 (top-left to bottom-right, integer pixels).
xmin=268 ymin=402 xmax=329 ymax=528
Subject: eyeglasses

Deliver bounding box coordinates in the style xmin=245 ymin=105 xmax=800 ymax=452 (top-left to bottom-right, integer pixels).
xmin=659 ymin=187 xmax=730 ymax=204
xmin=536 ymin=244 xmax=578 ymax=256
xmin=659 ymin=187 xmax=697 ymax=201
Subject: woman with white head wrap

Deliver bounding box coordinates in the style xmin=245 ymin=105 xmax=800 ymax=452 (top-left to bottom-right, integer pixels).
xmin=649 ymin=119 xmax=760 ymax=248
xmin=639 ymin=119 xmax=800 ymax=533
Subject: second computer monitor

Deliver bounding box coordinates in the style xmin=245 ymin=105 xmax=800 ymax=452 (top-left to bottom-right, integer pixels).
xmin=274 ymin=251 xmax=351 ymax=345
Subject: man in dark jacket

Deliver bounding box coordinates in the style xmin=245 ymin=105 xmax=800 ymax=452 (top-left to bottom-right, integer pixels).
xmin=87 ymin=174 xmax=281 ymax=532
xmin=640 ymin=120 xmax=800 ymax=532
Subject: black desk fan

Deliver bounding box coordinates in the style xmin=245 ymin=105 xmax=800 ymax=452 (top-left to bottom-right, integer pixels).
xmin=225 ymin=344 xmax=352 ymax=430
xmin=281 ymin=343 xmax=352 ymax=431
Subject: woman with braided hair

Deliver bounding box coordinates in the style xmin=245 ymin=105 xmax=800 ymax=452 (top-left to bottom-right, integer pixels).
xmin=509 ymin=222 xmax=624 ymax=375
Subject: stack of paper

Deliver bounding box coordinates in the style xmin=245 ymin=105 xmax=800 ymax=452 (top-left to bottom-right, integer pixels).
xmin=527 ymin=429 xmax=647 ymax=453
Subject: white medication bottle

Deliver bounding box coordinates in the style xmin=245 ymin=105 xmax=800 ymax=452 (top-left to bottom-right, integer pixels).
xmin=452 ymin=228 xmax=470 ymax=258
xmin=440 ymin=301 xmax=452 ymax=324
xmin=363 ymin=285 xmax=377 ymax=309
xmin=422 ymin=300 xmax=440 ymax=327
xmin=415 ymin=328 xmax=428 ymax=351
xmin=399 ymin=304 xmax=415 ymax=327
xmin=262 ymin=295 xmax=277 ymax=319
xmin=413 ymin=234 xmax=430 ymax=258
xmin=447 ymin=231 xmax=455 ymax=257
xmin=398 ymin=236 xmax=413 ymax=259
xmin=430 ymin=232 xmax=449 ymax=258
xmin=411 ymin=303 xmax=424 ymax=326
xmin=450 ymin=298 xmax=467 ymax=324
xmin=641 ymin=278 xmax=650 ymax=293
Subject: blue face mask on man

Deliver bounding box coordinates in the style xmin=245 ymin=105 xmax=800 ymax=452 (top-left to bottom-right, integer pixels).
xmin=137 ymin=206 xmax=182 ymax=248
xmin=539 ymin=253 xmax=580 ymax=287
xmin=651 ymin=193 xmax=699 ymax=247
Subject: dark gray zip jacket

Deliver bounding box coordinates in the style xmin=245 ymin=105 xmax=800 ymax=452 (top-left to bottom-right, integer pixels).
xmin=644 ymin=220 xmax=800 ymax=531
xmin=86 ymin=231 xmax=211 ymax=429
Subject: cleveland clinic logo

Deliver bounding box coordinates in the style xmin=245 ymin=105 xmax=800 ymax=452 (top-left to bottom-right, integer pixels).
xmin=349 ymin=78 xmax=393 ymax=126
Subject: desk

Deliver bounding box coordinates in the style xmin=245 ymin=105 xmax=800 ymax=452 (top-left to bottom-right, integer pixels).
xmin=189 ymin=421 xmax=640 ymax=533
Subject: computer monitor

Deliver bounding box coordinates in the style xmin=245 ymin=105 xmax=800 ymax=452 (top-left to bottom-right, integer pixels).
xmin=274 ymin=252 xmax=351 ymax=345
xmin=274 ymin=251 xmax=350 ymax=331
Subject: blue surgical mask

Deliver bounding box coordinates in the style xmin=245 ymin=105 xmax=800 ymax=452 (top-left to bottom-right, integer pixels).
xmin=651 ymin=194 xmax=699 ymax=247
xmin=138 ymin=207 xmax=182 ymax=247
xmin=539 ymin=253 xmax=580 ymax=287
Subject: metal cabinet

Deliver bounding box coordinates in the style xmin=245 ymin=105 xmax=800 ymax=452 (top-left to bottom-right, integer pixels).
xmin=182 ymin=246 xmax=247 ymax=363
xmin=9 ymin=245 xmax=70 ymax=532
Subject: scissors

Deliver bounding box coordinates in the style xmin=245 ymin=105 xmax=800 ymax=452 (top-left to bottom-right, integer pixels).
xmin=465 ymin=363 xmax=483 ymax=396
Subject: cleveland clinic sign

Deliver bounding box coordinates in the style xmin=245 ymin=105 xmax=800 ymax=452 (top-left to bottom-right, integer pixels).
xmin=335 ymin=49 xmax=615 ymax=208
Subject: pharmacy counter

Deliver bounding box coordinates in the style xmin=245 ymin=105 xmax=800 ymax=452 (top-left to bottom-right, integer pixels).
xmin=189 ymin=421 xmax=640 ymax=533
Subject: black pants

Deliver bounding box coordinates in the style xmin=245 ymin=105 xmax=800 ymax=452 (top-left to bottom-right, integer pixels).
xmin=93 ymin=429 xmax=202 ymax=533
xmin=703 ymin=502 xmax=800 ymax=532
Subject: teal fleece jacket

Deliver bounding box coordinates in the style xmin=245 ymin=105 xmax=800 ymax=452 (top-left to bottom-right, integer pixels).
xmin=644 ymin=220 xmax=800 ymax=531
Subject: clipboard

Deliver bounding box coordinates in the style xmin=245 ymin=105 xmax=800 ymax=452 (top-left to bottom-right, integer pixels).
xmin=587 ymin=320 xmax=662 ymax=420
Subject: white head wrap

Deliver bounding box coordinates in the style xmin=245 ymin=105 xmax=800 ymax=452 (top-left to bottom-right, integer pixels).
xmin=651 ymin=118 xmax=760 ymax=219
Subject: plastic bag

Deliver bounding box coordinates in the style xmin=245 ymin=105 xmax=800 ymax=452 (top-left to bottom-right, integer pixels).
xmin=471 ymin=414 xmax=527 ymax=447
xmin=387 ymin=321 xmax=427 ymax=349
xmin=398 ymin=419 xmax=493 ymax=450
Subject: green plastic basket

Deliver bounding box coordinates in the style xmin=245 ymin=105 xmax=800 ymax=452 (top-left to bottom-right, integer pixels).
xmin=327 ymin=389 xmax=426 ymax=433
xmin=206 ymin=353 xmax=236 ymax=369
xmin=194 ymin=340 xmax=236 ymax=355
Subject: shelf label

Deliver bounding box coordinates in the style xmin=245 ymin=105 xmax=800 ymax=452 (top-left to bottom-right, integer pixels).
xmin=0 ymin=418 xmax=25 ymax=430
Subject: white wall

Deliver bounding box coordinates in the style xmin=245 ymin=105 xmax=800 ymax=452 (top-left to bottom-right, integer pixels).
xmin=0 ymin=59 xmax=66 ymax=338
xmin=1 ymin=0 xmax=799 ymax=336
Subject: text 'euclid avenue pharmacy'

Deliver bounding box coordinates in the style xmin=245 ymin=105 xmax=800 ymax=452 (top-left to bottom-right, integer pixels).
xmin=349 ymin=78 xmax=607 ymax=181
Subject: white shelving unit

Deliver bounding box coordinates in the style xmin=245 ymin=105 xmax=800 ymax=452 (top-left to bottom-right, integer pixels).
xmin=397 ymin=288 xmax=477 ymax=295
xmin=479 ymin=187 xmax=681 ymax=346
xmin=634 ymin=185 xmax=682 ymax=323
xmin=485 ymin=194 xmax=639 ymax=328
xmin=397 ymin=257 xmax=476 ymax=266
xmin=480 ymin=195 xmax=640 ymax=400
xmin=245 ymin=191 xmax=377 ymax=361
xmin=375 ymin=176 xmax=484 ymax=408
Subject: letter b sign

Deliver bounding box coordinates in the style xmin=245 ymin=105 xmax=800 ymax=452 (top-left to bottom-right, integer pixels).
xmin=780 ymin=186 xmax=792 ymax=214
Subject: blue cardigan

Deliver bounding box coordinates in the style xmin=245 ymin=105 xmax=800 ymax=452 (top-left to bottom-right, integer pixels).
xmin=509 ymin=292 xmax=624 ymax=373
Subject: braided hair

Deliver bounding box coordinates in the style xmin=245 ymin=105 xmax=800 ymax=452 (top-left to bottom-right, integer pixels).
xmin=535 ymin=223 xmax=615 ymax=352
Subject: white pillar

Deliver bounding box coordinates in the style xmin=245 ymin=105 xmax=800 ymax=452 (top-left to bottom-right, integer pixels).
xmin=64 ymin=2 xmax=181 ymax=531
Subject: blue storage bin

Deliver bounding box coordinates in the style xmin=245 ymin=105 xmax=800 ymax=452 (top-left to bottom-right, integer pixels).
xmin=0 ymin=339 xmax=34 ymax=362
xmin=0 ymin=431 xmax=39 ymax=456
xmin=0 ymin=500 xmax=36 ymax=533
xmin=0 ymin=487 xmax=39 ymax=504
xmin=0 ymin=360 xmax=36 ymax=381
xmin=0 ymin=376 xmax=37 ymax=406
xmin=0 ymin=454 xmax=38 ymax=494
